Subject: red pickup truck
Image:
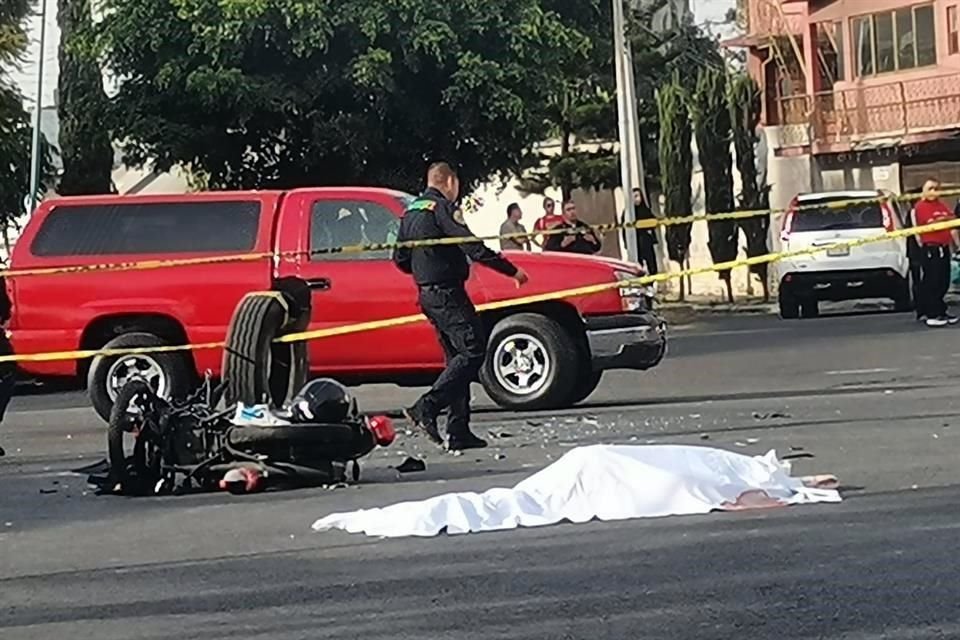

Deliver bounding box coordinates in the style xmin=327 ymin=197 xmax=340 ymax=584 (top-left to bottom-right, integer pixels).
xmin=7 ymin=187 xmax=666 ymax=421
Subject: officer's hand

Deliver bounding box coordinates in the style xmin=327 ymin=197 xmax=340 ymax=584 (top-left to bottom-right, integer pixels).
xmin=513 ymin=268 xmax=529 ymax=287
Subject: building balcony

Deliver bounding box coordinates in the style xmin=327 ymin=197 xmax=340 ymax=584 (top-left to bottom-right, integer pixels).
xmin=770 ymin=73 xmax=960 ymax=152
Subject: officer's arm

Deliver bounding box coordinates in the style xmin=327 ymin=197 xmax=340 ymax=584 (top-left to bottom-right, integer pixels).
xmin=436 ymin=204 xmax=518 ymax=277
xmin=392 ymin=217 xmax=413 ymax=274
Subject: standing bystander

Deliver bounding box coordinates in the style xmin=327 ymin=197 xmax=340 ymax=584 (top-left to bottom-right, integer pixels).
xmin=499 ymin=203 xmax=531 ymax=252
xmin=544 ymin=200 xmax=602 ymax=255
xmin=622 ymin=188 xmax=660 ymax=276
xmin=532 ymin=197 xmax=564 ymax=248
xmin=912 ymin=179 xmax=959 ymax=327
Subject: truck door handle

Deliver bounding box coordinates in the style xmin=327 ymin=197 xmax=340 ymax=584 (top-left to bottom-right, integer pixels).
xmin=307 ymin=278 xmax=331 ymax=291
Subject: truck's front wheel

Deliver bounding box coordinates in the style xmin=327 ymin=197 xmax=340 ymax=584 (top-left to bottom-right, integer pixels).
xmin=480 ymin=313 xmax=579 ymax=411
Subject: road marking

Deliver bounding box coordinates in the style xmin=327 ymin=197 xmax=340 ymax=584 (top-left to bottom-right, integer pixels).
xmin=824 ymin=368 xmax=898 ymax=376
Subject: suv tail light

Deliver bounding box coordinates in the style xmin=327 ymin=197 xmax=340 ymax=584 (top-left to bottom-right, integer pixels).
xmin=780 ymin=197 xmax=799 ymax=242
xmin=880 ymin=201 xmax=896 ymax=232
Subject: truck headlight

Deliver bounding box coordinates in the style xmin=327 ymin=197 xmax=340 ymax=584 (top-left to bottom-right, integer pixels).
xmin=615 ymin=270 xmax=655 ymax=312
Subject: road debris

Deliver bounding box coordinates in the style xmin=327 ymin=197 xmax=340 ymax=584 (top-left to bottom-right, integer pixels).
xmin=753 ymin=411 xmax=792 ymax=420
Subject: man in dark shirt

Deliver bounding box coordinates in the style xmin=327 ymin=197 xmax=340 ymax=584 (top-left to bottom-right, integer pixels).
xmin=622 ymin=188 xmax=659 ymax=276
xmin=393 ymin=162 xmax=528 ymax=451
xmin=544 ymin=200 xmax=602 ymax=255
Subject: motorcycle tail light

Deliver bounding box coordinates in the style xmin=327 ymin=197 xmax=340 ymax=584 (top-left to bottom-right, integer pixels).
xmin=368 ymin=415 xmax=396 ymax=446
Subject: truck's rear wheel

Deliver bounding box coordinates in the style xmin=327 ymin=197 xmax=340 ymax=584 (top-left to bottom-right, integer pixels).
xmin=88 ymin=332 xmax=190 ymax=423
xmin=222 ymin=292 xmax=309 ymax=408
xmin=480 ymin=313 xmax=579 ymax=410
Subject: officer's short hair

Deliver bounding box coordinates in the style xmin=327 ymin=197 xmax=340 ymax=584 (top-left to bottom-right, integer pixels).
xmin=427 ymin=162 xmax=457 ymax=184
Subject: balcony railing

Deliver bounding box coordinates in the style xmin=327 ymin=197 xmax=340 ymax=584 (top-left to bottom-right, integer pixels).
xmin=772 ymin=73 xmax=960 ymax=149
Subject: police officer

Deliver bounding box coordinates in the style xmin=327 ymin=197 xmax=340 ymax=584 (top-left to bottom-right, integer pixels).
xmin=0 ymin=277 xmax=14 ymax=457
xmin=393 ymin=162 xmax=528 ymax=451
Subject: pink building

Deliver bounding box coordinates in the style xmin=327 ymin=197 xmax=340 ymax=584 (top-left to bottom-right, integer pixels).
xmin=728 ymin=0 xmax=960 ymax=205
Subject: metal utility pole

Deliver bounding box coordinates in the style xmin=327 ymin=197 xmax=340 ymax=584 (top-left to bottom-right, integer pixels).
xmin=28 ymin=0 xmax=49 ymax=215
xmin=612 ymin=0 xmax=640 ymax=264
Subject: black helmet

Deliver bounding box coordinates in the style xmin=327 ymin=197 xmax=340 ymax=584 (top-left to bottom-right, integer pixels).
xmin=290 ymin=379 xmax=358 ymax=424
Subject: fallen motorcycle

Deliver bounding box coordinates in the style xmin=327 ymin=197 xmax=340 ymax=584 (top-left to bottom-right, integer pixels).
xmin=92 ymin=376 xmax=396 ymax=496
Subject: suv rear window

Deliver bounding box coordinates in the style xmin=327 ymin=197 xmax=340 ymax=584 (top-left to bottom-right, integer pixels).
xmin=31 ymin=201 xmax=261 ymax=257
xmin=792 ymin=198 xmax=885 ymax=232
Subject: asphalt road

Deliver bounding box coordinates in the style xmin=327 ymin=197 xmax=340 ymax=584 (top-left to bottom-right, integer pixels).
xmin=3 ymin=307 xmax=960 ymax=639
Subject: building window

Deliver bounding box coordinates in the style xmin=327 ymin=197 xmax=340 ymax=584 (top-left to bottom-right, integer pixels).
xmin=852 ymin=4 xmax=937 ymax=76
xmin=949 ymin=5 xmax=959 ymax=55
xmin=816 ymin=21 xmax=845 ymax=86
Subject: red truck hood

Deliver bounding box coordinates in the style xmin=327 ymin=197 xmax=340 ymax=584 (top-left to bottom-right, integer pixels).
xmin=503 ymin=250 xmax=644 ymax=275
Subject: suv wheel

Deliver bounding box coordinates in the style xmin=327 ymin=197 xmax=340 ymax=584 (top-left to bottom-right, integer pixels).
xmin=779 ymin=290 xmax=800 ymax=319
xmin=88 ymin=332 xmax=191 ymax=423
xmin=800 ymin=299 xmax=819 ymax=318
xmin=480 ymin=313 xmax=579 ymax=411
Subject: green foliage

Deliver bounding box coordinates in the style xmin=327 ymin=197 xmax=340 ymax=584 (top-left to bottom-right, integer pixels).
xmin=728 ymin=71 xmax=769 ymax=291
xmin=0 ymin=0 xmax=52 ymax=235
xmin=690 ymin=65 xmax=736 ymax=283
xmin=58 ymin=0 xmax=114 ymax=195
xmin=628 ymin=9 xmax=723 ymax=190
xmin=84 ymin=0 xmax=596 ymax=193
xmin=656 ymin=72 xmax=692 ymax=265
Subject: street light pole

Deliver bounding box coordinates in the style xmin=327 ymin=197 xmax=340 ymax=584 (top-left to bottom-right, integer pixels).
xmin=28 ymin=0 xmax=48 ymax=215
xmin=612 ymin=0 xmax=639 ymax=264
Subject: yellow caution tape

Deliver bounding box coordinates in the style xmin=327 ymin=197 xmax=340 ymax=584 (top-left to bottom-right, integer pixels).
xmin=2 ymin=216 xmax=957 ymax=364
xmin=3 ymin=188 xmax=957 ymax=279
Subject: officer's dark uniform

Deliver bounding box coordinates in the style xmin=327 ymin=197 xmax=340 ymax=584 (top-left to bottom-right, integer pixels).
xmin=393 ymin=187 xmax=518 ymax=448
xmin=0 ymin=278 xmax=15 ymax=457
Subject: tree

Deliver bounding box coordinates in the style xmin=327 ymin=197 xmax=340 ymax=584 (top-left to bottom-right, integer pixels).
xmin=0 ymin=0 xmax=50 ymax=250
xmin=628 ymin=7 xmax=723 ymax=190
xmin=84 ymin=0 xmax=595 ymax=193
xmin=689 ymin=65 xmax=736 ymax=303
xmin=515 ymin=0 xmax=617 ymax=199
xmin=728 ymin=72 xmax=770 ymax=301
xmin=656 ymin=72 xmax=692 ymax=299
xmin=58 ymin=0 xmax=114 ymax=195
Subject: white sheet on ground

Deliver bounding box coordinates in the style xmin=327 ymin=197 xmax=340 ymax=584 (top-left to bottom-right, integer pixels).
xmin=311 ymin=444 xmax=841 ymax=538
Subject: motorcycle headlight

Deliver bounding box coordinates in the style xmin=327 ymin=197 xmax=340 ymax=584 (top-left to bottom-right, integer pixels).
xmin=615 ymin=270 xmax=655 ymax=312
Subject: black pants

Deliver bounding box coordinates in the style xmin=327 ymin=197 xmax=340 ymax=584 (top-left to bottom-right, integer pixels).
xmin=414 ymin=284 xmax=485 ymax=438
xmin=0 ymin=331 xmax=15 ymax=425
xmin=919 ymin=245 xmax=951 ymax=319
xmin=637 ymin=232 xmax=659 ymax=276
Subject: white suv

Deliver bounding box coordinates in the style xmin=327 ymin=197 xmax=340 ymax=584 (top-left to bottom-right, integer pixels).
xmin=776 ymin=190 xmax=910 ymax=319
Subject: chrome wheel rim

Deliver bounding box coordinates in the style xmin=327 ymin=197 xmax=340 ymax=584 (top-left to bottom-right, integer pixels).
xmin=492 ymin=333 xmax=550 ymax=396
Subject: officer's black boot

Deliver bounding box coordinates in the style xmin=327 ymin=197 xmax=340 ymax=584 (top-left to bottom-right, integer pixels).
xmin=447 ymin=433 xmax=488 ymax=452
xmin=403 ymin=407 xmax=443 ymax=447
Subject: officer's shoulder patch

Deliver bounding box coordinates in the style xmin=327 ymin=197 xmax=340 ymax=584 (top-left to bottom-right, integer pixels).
xmin=408 ymin=198 xmax=437 ymax=212
xmin=453 ymin=208 xmax=465 ymax=224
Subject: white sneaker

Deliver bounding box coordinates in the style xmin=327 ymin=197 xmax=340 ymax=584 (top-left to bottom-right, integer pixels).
xmin=926 ymin=317 xmax=949 ymax=328
xmin=947 ymin=314 xmax=959 ymax=325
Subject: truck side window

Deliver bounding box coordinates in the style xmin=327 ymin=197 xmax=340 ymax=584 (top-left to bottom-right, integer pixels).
xmin=310 ymin=200 xmax=400 ymax=261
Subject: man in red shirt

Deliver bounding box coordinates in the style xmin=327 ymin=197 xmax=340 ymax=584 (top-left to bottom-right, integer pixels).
xmin=912 ymin=179 xmax=959 ymax=327
xmin=532 ymin=197 xmax=564 ymax=248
